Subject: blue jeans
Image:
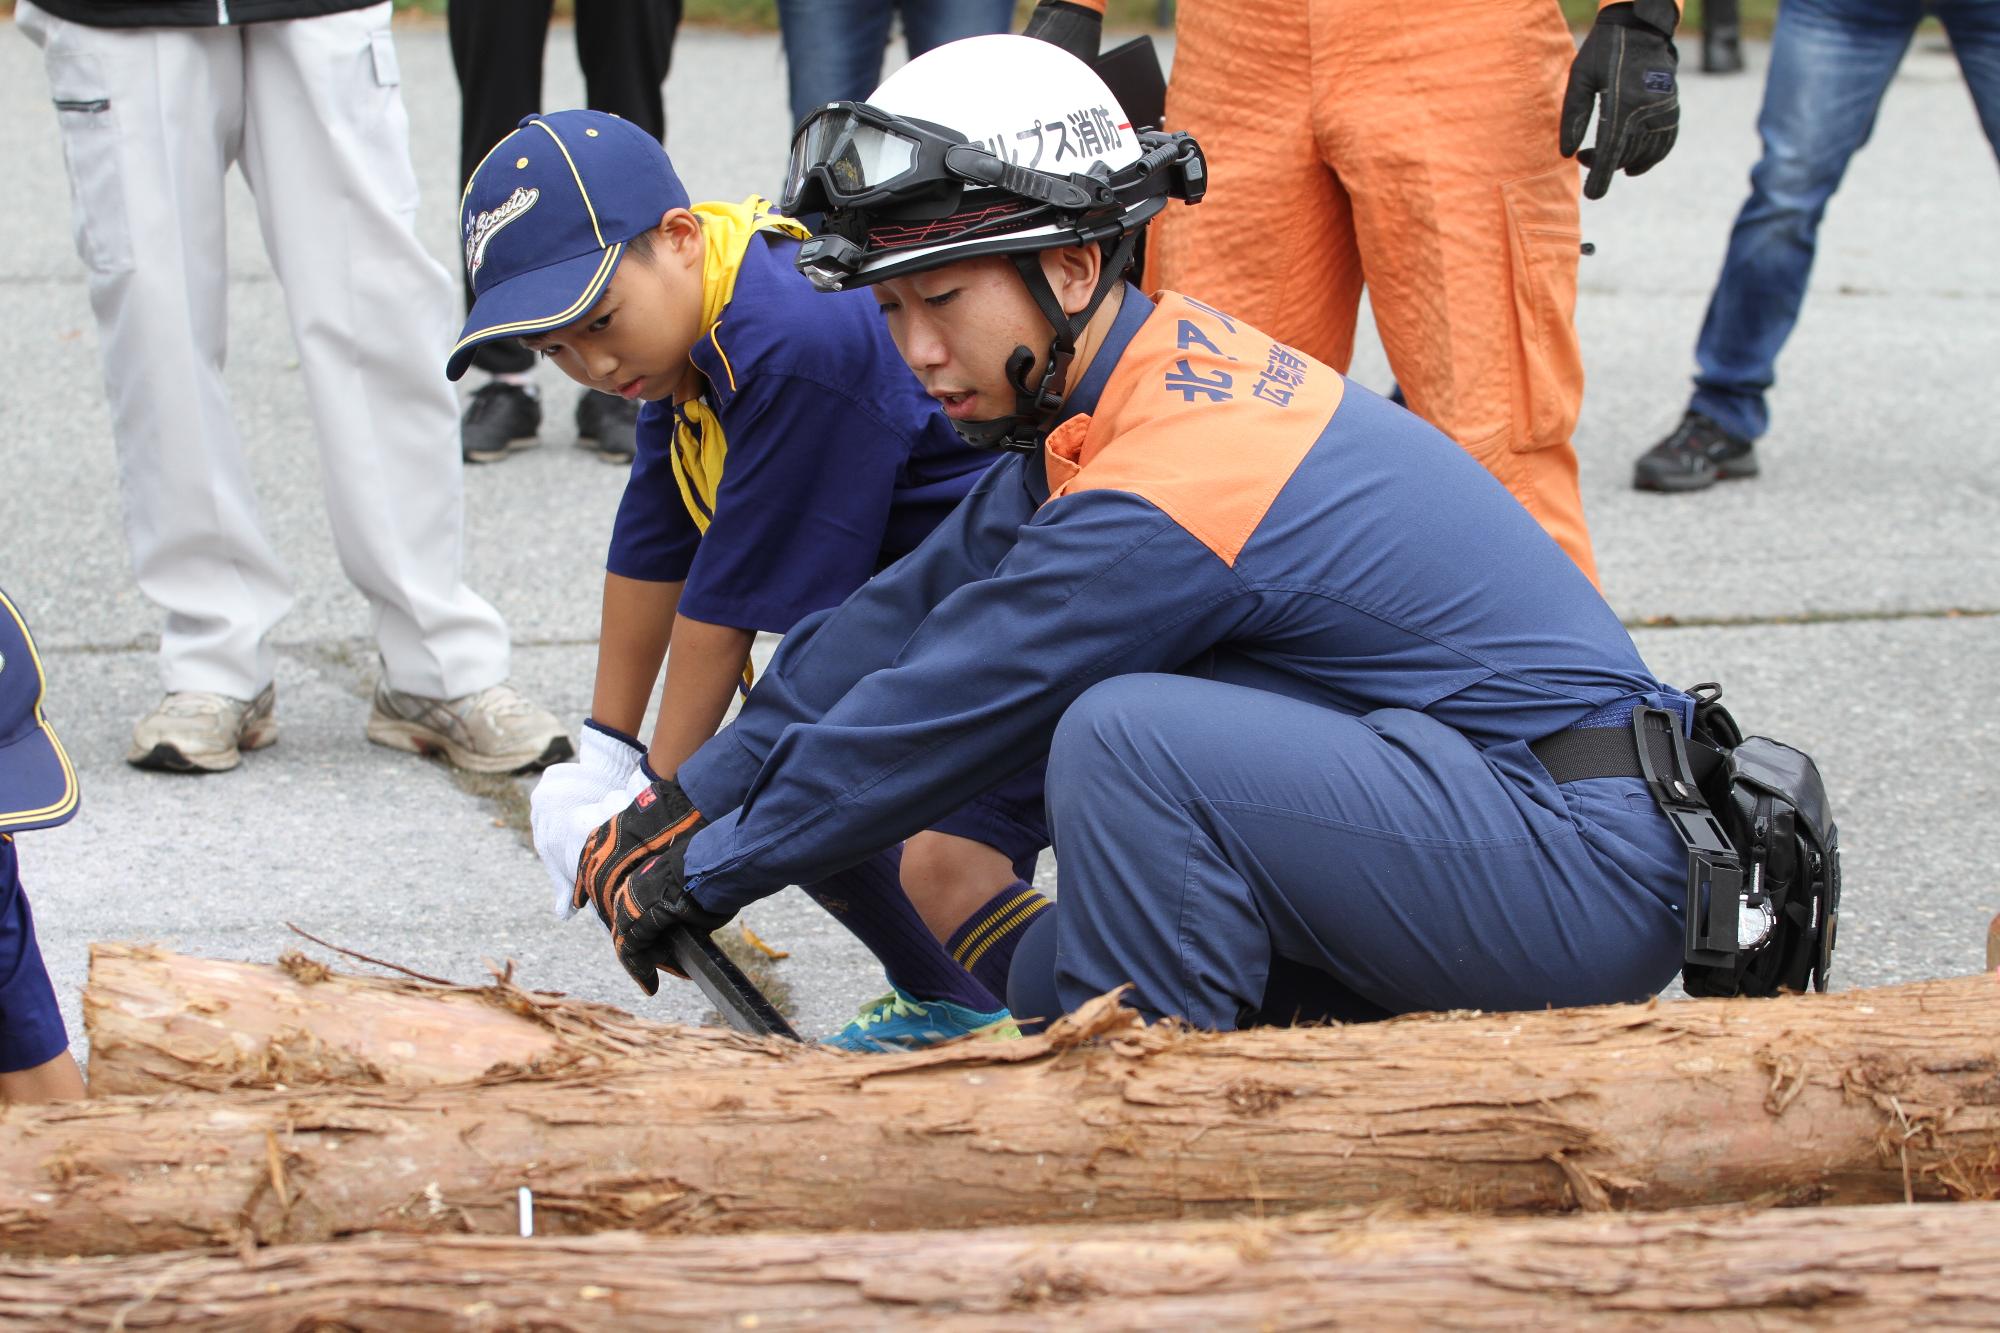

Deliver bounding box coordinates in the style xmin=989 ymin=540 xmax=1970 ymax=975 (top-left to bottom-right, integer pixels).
xmin=777 ymin=0 xmax=1018 ymax=129
xmin=1690 ymin=0 xmax=2000 ymax=441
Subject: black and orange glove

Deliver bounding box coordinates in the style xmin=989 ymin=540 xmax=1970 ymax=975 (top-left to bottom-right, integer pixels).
xmin=573 ymin=777 xmax=727 ymax=994
xmin=1560 ymin=0 xmax=1681 ymax=201
xmin=1022 ymin=0 xmax=1102 ymax=62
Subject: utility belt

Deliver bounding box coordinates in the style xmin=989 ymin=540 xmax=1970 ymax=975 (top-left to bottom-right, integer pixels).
xmin=1531 ymin=684 xmax=1841 ymax=998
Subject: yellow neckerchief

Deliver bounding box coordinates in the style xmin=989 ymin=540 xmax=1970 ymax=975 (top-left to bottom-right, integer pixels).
xmin=665 ymin=197 xmax=811 ymax=695
xmin=667 ymin=197 xmax=812 ymax=535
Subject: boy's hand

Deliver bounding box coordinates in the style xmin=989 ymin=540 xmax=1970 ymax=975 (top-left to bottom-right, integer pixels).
xmin=529 ymin=722 xmax=647 ymax=918
xmin=1560 ymin=0 xmax=1680 ymax=200
xmin=573 ymin=778 xmax=727 ymax=994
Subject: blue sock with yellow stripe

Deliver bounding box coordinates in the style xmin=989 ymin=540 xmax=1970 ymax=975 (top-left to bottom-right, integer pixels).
xmin=947 ymin=883 xmax=1053 ymax=1002
xmin=803 ymin=848 xmax=1003 ymax=1014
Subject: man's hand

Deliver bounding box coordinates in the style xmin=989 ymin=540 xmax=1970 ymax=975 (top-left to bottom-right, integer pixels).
xmin=529 ymin=722 xmax=646 ymax=918
xmin=573 ymin=777 xmax=728 ymax=994
xmin=1560 ymin=0 xmax=1681 ymax=200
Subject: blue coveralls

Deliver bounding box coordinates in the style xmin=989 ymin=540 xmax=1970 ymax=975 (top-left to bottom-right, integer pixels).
xmin=607 ymin=231 xmax=1047 ymax=864
xmin=677 ymin=286 xmax=1691 ymax=1029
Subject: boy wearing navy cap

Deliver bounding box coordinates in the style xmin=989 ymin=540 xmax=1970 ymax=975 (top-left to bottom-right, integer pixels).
xmin=0 ymin=588 xmax=86 ymax=1105
xmin=461 ymin=112 xmax=1052 ymax=1048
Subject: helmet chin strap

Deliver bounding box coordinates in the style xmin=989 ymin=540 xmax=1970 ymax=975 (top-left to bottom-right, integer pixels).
xmin=949 ymin=231 xmax=1139 ymax=454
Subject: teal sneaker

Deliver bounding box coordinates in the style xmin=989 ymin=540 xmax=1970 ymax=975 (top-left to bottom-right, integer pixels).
xmin=822 ymin=986 xmax=1021 ymax=1053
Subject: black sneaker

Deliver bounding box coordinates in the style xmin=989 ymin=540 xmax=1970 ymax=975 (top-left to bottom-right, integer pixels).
xmin=1633 ymin=411 xmax=1759 ymax=493
xmin=460 ymin=382 xmax=542 ymax=464
xmin=575 ymin=389 xmax=640 ymax=464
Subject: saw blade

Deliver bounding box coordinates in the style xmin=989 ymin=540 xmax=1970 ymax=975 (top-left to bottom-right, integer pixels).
xmin=665 ymin=926 xmax=801 ymax=1041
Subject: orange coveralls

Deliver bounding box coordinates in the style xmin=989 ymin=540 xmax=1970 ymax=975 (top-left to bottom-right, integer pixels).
xmin=1125 ymin=0 xmax=1673 ymax=584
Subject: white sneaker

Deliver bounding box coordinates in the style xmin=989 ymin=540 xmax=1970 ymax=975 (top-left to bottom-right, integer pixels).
xmin=365 ymin=680 xmax=574 ymax=774
xmin=127 ymin=686 xmax=277 ymax=773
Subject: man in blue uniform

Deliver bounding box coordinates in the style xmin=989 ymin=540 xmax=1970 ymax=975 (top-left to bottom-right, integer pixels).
xmin=568 ymin=37 xmax=1695 ymax=1031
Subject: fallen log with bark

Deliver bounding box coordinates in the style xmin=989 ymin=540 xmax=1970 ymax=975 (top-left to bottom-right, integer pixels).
xmin=6 ymin=975 xmax=1998 ymax=1256
xmin=0 ymin=1202 xmax=1994 ymax=1330
xmin=82 ymin=943 xmax=811 ymax=1094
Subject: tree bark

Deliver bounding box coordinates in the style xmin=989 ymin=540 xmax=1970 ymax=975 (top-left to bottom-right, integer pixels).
xmin=1 ymin=1203 xmax=1996 ymax=1330
xmin=82 ymin=944 xmax=806 ymax=1094
xmin=7 ymin=977 xmax=1998 ymax=1257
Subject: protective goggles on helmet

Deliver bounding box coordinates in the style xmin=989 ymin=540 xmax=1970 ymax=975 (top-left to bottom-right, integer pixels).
xmin=791 ymin=124 xmax=1207 ymax=292
xmin=785 ymin=103 xmax=958 ymax=217
xmin=783 ymin=101 xmax=1131 ymax=222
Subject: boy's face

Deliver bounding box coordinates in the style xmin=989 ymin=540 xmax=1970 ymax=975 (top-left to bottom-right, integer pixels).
xmin=521 ymin=210 xmax=705 ymax=403
xmin=872 ymin=246 xmax=1100 ymax=425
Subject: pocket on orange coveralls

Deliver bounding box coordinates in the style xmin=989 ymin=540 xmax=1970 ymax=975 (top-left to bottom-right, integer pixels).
xmin=1500 ymin=165 xmax=1585 ymax=454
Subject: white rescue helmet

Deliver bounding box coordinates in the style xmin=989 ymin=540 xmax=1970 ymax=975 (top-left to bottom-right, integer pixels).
xmin=783 ymin=33 xmax=1203 ymax=291
xmin=782 ymin=33 xmax=1205 ymax=453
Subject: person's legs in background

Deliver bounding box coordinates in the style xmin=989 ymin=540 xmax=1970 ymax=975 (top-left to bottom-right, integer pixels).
xmin=778 ymin=0 xmax=1014 ymax=129
xmin=777 ymin=0 xmax=898 ymax=128
xmin=448 ymin=0 xmax=553 ymax=464
xmin=1637 ymin=0 xmax=1920 ymax=492
xmin=1149 ymin=0 xmax=1363 ymax=372
xmin=17 ymin=4 xmax=294 ymax=773
xmin=1149 ymin=0 xmax=1596 ymax=582
xmin=575 ymin=0 xmax=681 ymax=140
xmin=565 ymin=0 xmax=685 ymax=462
xmin=1933 ymin=0 xmax=2000 ymax=154
xmin=240 ymin=7 xmax=569 ymax=774
xmin=1703 ymin=0 xmax=1746 ymax=73
xmin=896 ymin=0 xmax=1022 ymax=58
xmin=1326 ymin=0 xmax=1597 ymax=582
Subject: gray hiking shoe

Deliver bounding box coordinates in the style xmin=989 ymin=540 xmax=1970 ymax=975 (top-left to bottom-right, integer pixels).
xmin=127 ymin=685 xmax=278 ymax=773
xmin=1633 ymin=410 xmax=1759 ymax=493
xmin=365 ymin=679 xmax=573 ymax=774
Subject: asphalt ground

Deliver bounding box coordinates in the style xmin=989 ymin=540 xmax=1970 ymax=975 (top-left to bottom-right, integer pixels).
xmin=2 ymin=19 xmax=1996 ymax=1054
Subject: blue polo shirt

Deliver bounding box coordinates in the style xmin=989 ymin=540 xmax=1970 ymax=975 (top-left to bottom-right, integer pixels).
xmin=605 ymin=233 xmax=992 ymax=633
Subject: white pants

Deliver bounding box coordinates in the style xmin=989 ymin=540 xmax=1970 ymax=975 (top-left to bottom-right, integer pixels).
xmin=17 ymin=0 xmax=509 ymax=700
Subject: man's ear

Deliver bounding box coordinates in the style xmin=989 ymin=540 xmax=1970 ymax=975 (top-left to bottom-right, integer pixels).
xmin=1042 ymin=242 xmax=1104 ymax=316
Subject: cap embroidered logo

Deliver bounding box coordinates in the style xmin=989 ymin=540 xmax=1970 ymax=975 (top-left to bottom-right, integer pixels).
xmin=465 ymin=187 xmax=541 ymax=280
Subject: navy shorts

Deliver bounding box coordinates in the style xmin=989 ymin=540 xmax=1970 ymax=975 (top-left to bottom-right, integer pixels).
xmin=0 ymin=837 xmax=69 ymax=1074
xmin=929 ymin=757 xmax=1049 ymax=870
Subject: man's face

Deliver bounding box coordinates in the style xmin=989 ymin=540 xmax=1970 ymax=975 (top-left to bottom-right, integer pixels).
xmin=872 ymin=256 xmax=1057 ymax=425
xmin=521 ymin=215 xmax=704 ymax=403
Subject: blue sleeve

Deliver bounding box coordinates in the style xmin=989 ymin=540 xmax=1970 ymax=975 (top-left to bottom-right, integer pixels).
xmin=675 ymin=454 xmax=1037 ymax=817
xmin=606 ymin=400 xmax=699 ymax=583
xmin=674 ymin=372 xmax=911 ymax=633
xmin=680 ymin=487 xmax=1252 ymax=913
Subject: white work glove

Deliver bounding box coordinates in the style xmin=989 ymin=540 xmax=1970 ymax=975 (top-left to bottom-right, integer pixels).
xmin=529 ymin=721 xmax=650 ymax=919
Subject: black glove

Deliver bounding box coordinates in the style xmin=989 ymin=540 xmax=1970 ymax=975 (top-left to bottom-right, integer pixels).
xmin=1022 ymin=0 xmax=1102 ymax=62
xmin=573 ymin=777 xmax=727 ymax=994
xmin=1560 ymin=0 xmax=1681 ymax=201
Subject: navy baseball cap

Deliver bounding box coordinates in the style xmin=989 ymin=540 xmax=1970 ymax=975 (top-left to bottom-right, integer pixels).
xmin=0 ymin=588 xmax=78 ymax=835
xmin=448 ymin=110 xmax=691 ymax=381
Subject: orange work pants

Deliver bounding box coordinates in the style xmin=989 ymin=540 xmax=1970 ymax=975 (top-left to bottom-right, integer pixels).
xmin=1149 ymin=0 xmax=1598 ymax=583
